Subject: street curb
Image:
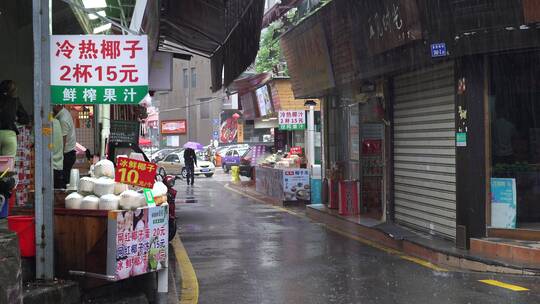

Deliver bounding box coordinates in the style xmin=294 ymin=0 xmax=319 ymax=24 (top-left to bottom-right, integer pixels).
xmin=306 ymin=205 xmax=540 ymax=276
xmin=225 ymin=182 xmax=540 ymax=276
xmin=171 ymin=235 xmax=199 ymax=304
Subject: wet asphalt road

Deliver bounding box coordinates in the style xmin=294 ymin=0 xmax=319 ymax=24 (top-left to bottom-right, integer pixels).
xmin=175 ymin=172 xmax=540 ymax=304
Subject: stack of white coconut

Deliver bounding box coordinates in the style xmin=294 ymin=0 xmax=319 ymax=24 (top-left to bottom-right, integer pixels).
xmin=64 ymin=159 xmax=168 ymax=211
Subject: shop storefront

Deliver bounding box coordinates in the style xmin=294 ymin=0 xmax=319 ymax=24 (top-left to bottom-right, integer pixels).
xmin=281 ymin=0 xmax=540 ymax=250
xmin=392 ymin=62 xmax=457 ymax=239
xmin=488 ymin=50 xmax=540 ymax=230
xmin=1 ymin=1 xmax=266 ymax=293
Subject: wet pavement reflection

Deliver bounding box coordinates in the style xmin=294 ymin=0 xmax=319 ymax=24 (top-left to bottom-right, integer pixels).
xmin=176 ymin=177 xmax=540 ymax=304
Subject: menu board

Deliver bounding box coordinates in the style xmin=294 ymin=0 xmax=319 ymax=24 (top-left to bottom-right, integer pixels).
xmin=107 ymin=205 xmax=169 ymax=280
xmin=283 ymin=169 xmax=310 ymax=201
xmin=110 ymin=120 xmax=140 ymax=144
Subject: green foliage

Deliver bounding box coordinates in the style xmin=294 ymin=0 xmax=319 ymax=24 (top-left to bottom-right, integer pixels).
xmin=255 ymin=23 xmax=288 ymax=75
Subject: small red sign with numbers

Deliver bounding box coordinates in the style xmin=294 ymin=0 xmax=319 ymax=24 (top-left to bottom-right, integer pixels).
xmin=290 ymin=146 xmax=303 ymax=155
xmin=115 ymin=157 xmax=157 ymax=189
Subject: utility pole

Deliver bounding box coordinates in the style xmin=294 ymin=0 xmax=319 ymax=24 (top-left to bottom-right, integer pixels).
xmin=32 ymin=0 xmax=54 ymax=280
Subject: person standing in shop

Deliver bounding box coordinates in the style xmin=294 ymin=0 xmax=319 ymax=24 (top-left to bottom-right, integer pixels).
xmin=183 ymin=147 xmax=197 ymax=186
xmin=0 ymin=80 xmax=29 ymax=156
xmin=53 ymin=105 xmax=77 ymax=186
xmin=52 ymin=118 xmax=65 ymax=188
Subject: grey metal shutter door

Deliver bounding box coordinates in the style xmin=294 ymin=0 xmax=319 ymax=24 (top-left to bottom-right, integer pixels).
xmin=393 ymin=62 xmax=456 ymax=239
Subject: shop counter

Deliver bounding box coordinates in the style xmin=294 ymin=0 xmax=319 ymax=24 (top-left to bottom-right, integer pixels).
xmin=255 ymin=166 xmax=310 ymax=202
xmin=54 ymin=205 xmax=169 ymax=289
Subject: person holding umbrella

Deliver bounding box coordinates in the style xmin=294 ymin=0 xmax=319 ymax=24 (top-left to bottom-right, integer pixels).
xmin=183 ymin=142 xmax=200 ymax=186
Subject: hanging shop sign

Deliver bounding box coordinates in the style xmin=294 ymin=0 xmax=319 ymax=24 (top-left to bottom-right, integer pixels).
xmin=110 ymin=120 xmax=140 ymax=144
xmin=352 ymin=0 xmax=422 ymax=56
xmin=160 ymin=120 xmax=187 ymax=135
xmin=281 ymin=23 xmax=335 ymax=97
xmin=255 ymin=85 xmax=274 ymax=117
xmin=237 ymin=124 xmax=244 ymax=143
xmin=523 ymin=0 xmax=540 ymax=23
xmin=107 ymin=205 xmax=168 ymax=280
xmin=491 ymin=178 xmax=517 ymax=229
xmin=50 ymin=35 xmax=148 ymax=105
xmin=115 ymin=157 xmax=157 ymax=189
xmin=149 ymin=51 xmax=173 ymax=91
xmin=279 ymin=111 xmax=305 ymax=130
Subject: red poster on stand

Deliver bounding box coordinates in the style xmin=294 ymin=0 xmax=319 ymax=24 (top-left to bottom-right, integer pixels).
xmin=115 ymin=157 xmax=157 ymax=189
xmin=290 ymin=146 xmax=302 ymax=155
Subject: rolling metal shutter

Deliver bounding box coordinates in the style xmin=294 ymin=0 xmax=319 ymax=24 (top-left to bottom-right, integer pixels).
xmin=393 ymin=62 xmax=456 ymax=239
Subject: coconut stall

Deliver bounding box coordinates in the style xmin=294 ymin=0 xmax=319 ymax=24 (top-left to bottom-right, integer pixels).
xmin=54 ymin=155 xmax=170 ymax=288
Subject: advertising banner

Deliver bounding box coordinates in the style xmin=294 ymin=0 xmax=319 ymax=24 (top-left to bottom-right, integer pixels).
xmin=491 ymin=178 xmax=517 ymax=228
xmin=219 ymin=111 xmax=242 ymax=144
xmin=255 ymin=85 xmax=274 ymax=117
xmin=161 ymin=120 xmax=187 ymax=135
xmin=51 ymin=35 xmax=148 ymax=104
xmin=279 ymin=110 xmax=306 ymax=130
xmin=283 ymin=169 xmax=310 ymax=201
xmin=115 ymin=157 xmax=157 ymax=189
xmin=108 ymin=205 xmax=168 ymax=280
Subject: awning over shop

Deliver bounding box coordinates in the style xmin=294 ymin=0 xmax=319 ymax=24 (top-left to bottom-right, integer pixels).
xmin=262 ymin=0 xmax=303 ymax=28
xmin=64 ymin=0 xmax=266 ymax=92
xmin=159 ymin=0 xmax=266 ymax=91
xmin=227 ymin=72 xmax=272 ymax=95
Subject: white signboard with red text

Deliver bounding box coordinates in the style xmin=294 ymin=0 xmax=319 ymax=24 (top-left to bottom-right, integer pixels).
xmin=279 ymin=110 xmax=306 ymax=131
xmin=50 ymin=35 xmax=148 ymax=104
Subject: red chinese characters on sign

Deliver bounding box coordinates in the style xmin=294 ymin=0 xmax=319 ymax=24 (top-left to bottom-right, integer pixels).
xmin=290 ymin=146 xmax=303 ymax=155
xmin=115 ymin=157 xmax=157 ymax=188
xmin=54 ymin=38 xmax=144 ymax=84
xmin=123 ymin=40 xmax=143 ymax=59
xmin=101 ymin=40 xmax=121 ymax=59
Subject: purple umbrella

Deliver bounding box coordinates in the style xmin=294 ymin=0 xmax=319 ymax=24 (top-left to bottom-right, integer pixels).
xmin=183 ymin=141 xmax=204 ymax=151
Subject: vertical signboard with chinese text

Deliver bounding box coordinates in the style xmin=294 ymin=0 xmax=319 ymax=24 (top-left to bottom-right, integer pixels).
xmin=51 ymin=35 xmax=148 ymax=104
xmin=107 ymin=205 xmax=168 ymax=280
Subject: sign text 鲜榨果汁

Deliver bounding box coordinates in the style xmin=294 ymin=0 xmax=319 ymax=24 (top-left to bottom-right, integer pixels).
xmin=50 ymin=35 xmax=148 ymax=105
xmin=115 ymin=157 xmax=157 ymax=189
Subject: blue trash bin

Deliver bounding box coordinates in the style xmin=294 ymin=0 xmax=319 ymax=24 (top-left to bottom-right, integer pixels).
xmin=310 ymin=178 xmax=322 ymax=205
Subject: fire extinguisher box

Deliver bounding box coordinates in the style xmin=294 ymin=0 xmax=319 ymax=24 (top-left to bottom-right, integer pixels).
xmin=328 ymin=179 xmax=339 ymax=209
xmin=338 ymin=180 xmax=359 ymax=216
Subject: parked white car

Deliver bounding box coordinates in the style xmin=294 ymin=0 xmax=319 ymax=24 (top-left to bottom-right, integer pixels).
xmin=157 ymin=150 xmax=215 ymax=178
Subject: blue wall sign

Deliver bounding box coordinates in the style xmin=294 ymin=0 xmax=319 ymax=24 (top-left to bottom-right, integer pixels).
xmin=212 ymin=131 xmax=219 ymax=140
xmin=431 ymin=43 xmax=447 ymax=58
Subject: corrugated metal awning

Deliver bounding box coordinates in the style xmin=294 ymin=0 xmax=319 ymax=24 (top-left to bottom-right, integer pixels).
xmin=160 ymin=0 xmax=266 ymax=91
